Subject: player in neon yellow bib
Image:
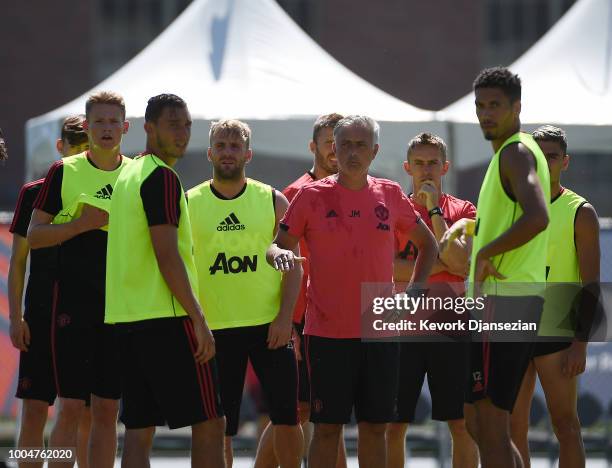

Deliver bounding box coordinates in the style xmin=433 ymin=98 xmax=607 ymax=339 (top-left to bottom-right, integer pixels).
xmin=28 ymin=92 xmax=131 ymax=468
xmin=9 ymin=116 xmax=91 ymax=468
xmin=105 ymin=94 xmax=224 ymax=468
xmin=443 ymin=67 xmax=550 ymax=468
xmin=510 ymin=125 xmax=600 ymax=468
xmin=187 ymin=119 xmax=303 ymax=468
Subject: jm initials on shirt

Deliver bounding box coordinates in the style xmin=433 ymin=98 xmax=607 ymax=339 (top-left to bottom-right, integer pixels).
xmin=324 ymin=205 xmax=388 ymax=227
xmin=279 ymin=176 xmax=421 ymax=339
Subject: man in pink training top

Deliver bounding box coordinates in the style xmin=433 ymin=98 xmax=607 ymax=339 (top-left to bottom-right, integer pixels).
xmin=256 ymin=113 xmax=348 ymax=468
xmin=267 ymin=115 xmax=438 ymax=468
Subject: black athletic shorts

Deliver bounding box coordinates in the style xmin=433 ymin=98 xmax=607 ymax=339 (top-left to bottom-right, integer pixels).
xmin=465 ymin=296 xmax=543 ymax=412
xmin=52 ymin=310 xmax=121 ymax=401
xmin=118 ymin=316 xmax=223 ymax=429
xmin=213 ymin=323 xmax=298 ymax=436
xmin=294 ymin=321 xmax=310 ymax=403
xmin=306 ymin=335 xmax=399 ymax=424
xmin=532 ymin=341 xmax=571 ymax=358
xmin=396 ymin=342 xmax=470 ymax=422
xmin=16 ymin=315 xmax=56 ymax=405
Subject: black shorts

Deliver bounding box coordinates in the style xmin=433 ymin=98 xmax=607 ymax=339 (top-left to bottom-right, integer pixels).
xmin=306 ymin=335 xmax=399 ymax=424
xmin=213 ymin=323 xmax=298 ymax=436
xmin=52 ymin=312 xmax=121 ymax=401
xmin=465 ymin=295 xmax=542 ymax=411
xmin=396 ymin=342 xmax=469 ymax=422
xmin=118 ymin=317 xmax=223 ymax=430
xmin=294 ymin=321 xmax=310 ymax=403
xmin=16 ymin=316 xmax=56 ymax=405
xmin=532 ymin=341 xmax=571 ymax=358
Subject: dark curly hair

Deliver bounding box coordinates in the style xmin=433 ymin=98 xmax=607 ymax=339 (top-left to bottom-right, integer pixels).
xmin=473 ymin=67 xmax=521 ymax=103
xmin=145 ymin=94 xmax=187 ymax=123
xmin=533 ymin=125 xmax=568 ymax=154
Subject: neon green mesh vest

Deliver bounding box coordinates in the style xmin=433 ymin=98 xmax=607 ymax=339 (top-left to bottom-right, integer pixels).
xmin=53 ymin=152 xmax=131 ymax=231
xmin=187 ymin=179 xmax=281 ymax=330
xmin=105 ymin=154 xmax=198 ymax=324
xmin=468 ymin=132 xmax=550 ymax=297
xmin=539 ymin=188 xmax=587 ymax=336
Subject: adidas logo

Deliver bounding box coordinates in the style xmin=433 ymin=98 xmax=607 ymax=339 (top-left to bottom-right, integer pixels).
xmin=326 ymin=209 xmax=338 ymax=218
xmin=217 ymin=212 xmax=245 ymax=231
xmin=95 ymin=184 xmax=113 ymax=199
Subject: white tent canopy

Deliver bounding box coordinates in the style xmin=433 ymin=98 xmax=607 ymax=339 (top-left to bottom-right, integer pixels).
xmin=26 ymin=0 xmax=443 ymax=183
xmin=438 ymin=0 xmax=612 ymax=170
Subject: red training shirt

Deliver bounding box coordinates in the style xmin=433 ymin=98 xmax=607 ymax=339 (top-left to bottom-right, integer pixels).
xmin=282 ymin=171 xmax=316 ymax=324
xmin=395 ymin=193 xmax=476 ymax=284
xmin=280 ymin=175 xmax=420 ymax=338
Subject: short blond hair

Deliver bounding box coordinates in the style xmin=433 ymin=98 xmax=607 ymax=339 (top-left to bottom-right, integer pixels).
xmin=85 ymin=91 xmax=126 ymax=120
xmin=209 ymin=119 xmax=251 ymax=149
xmin=406 ymin=132 xmax=447 ymax=162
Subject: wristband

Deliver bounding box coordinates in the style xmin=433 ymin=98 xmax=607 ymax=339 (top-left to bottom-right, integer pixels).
xmin=428 ymin=206 xmax=443 ymax=218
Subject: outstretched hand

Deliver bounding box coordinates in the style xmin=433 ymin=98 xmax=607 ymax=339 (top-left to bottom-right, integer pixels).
xmin=271 ymin=249 xmax=306 ymax=272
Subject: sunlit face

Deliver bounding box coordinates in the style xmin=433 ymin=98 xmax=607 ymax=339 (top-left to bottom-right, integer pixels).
xmin=207 ymin=131 xmax=252 ymax=181
xmin=332 ymin=124 xmax=378 ymax=177
xmin=537 ymin=139 xmax=568 ymax=186
xmin=404 ymin=144 xmax=449 ymax=192
xmin=475 ymin=87 xmax=520 ymax=141
xmin=311 ymin=127 xmax=337 ymax=176
xmin=149 ymin=106 xmax=192 ymax=160
xmin=85 ymin=104 xmax=128 ymax=151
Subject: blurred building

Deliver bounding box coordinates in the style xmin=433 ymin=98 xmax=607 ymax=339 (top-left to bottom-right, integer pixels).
xmin=0 ymin=0 xmax=192 ymax=211
xmin=0 ymin=0 xmax=577 ymax=210
xmin=278 ymin=0 xmax=577 ymax=108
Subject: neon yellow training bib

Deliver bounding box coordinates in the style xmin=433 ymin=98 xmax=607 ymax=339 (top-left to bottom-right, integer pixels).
xmin=53 ymin=152 xmax=131 ymax=232
xmin=187 ymin=179 xmax=281 ymax=330
xmin=468 ymin=132 xmax=550 ymax=297
xmin=105 ymin=154 xmax=198 ymax=324
xmin=539 ymin=188 xmax=587 ymax=336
